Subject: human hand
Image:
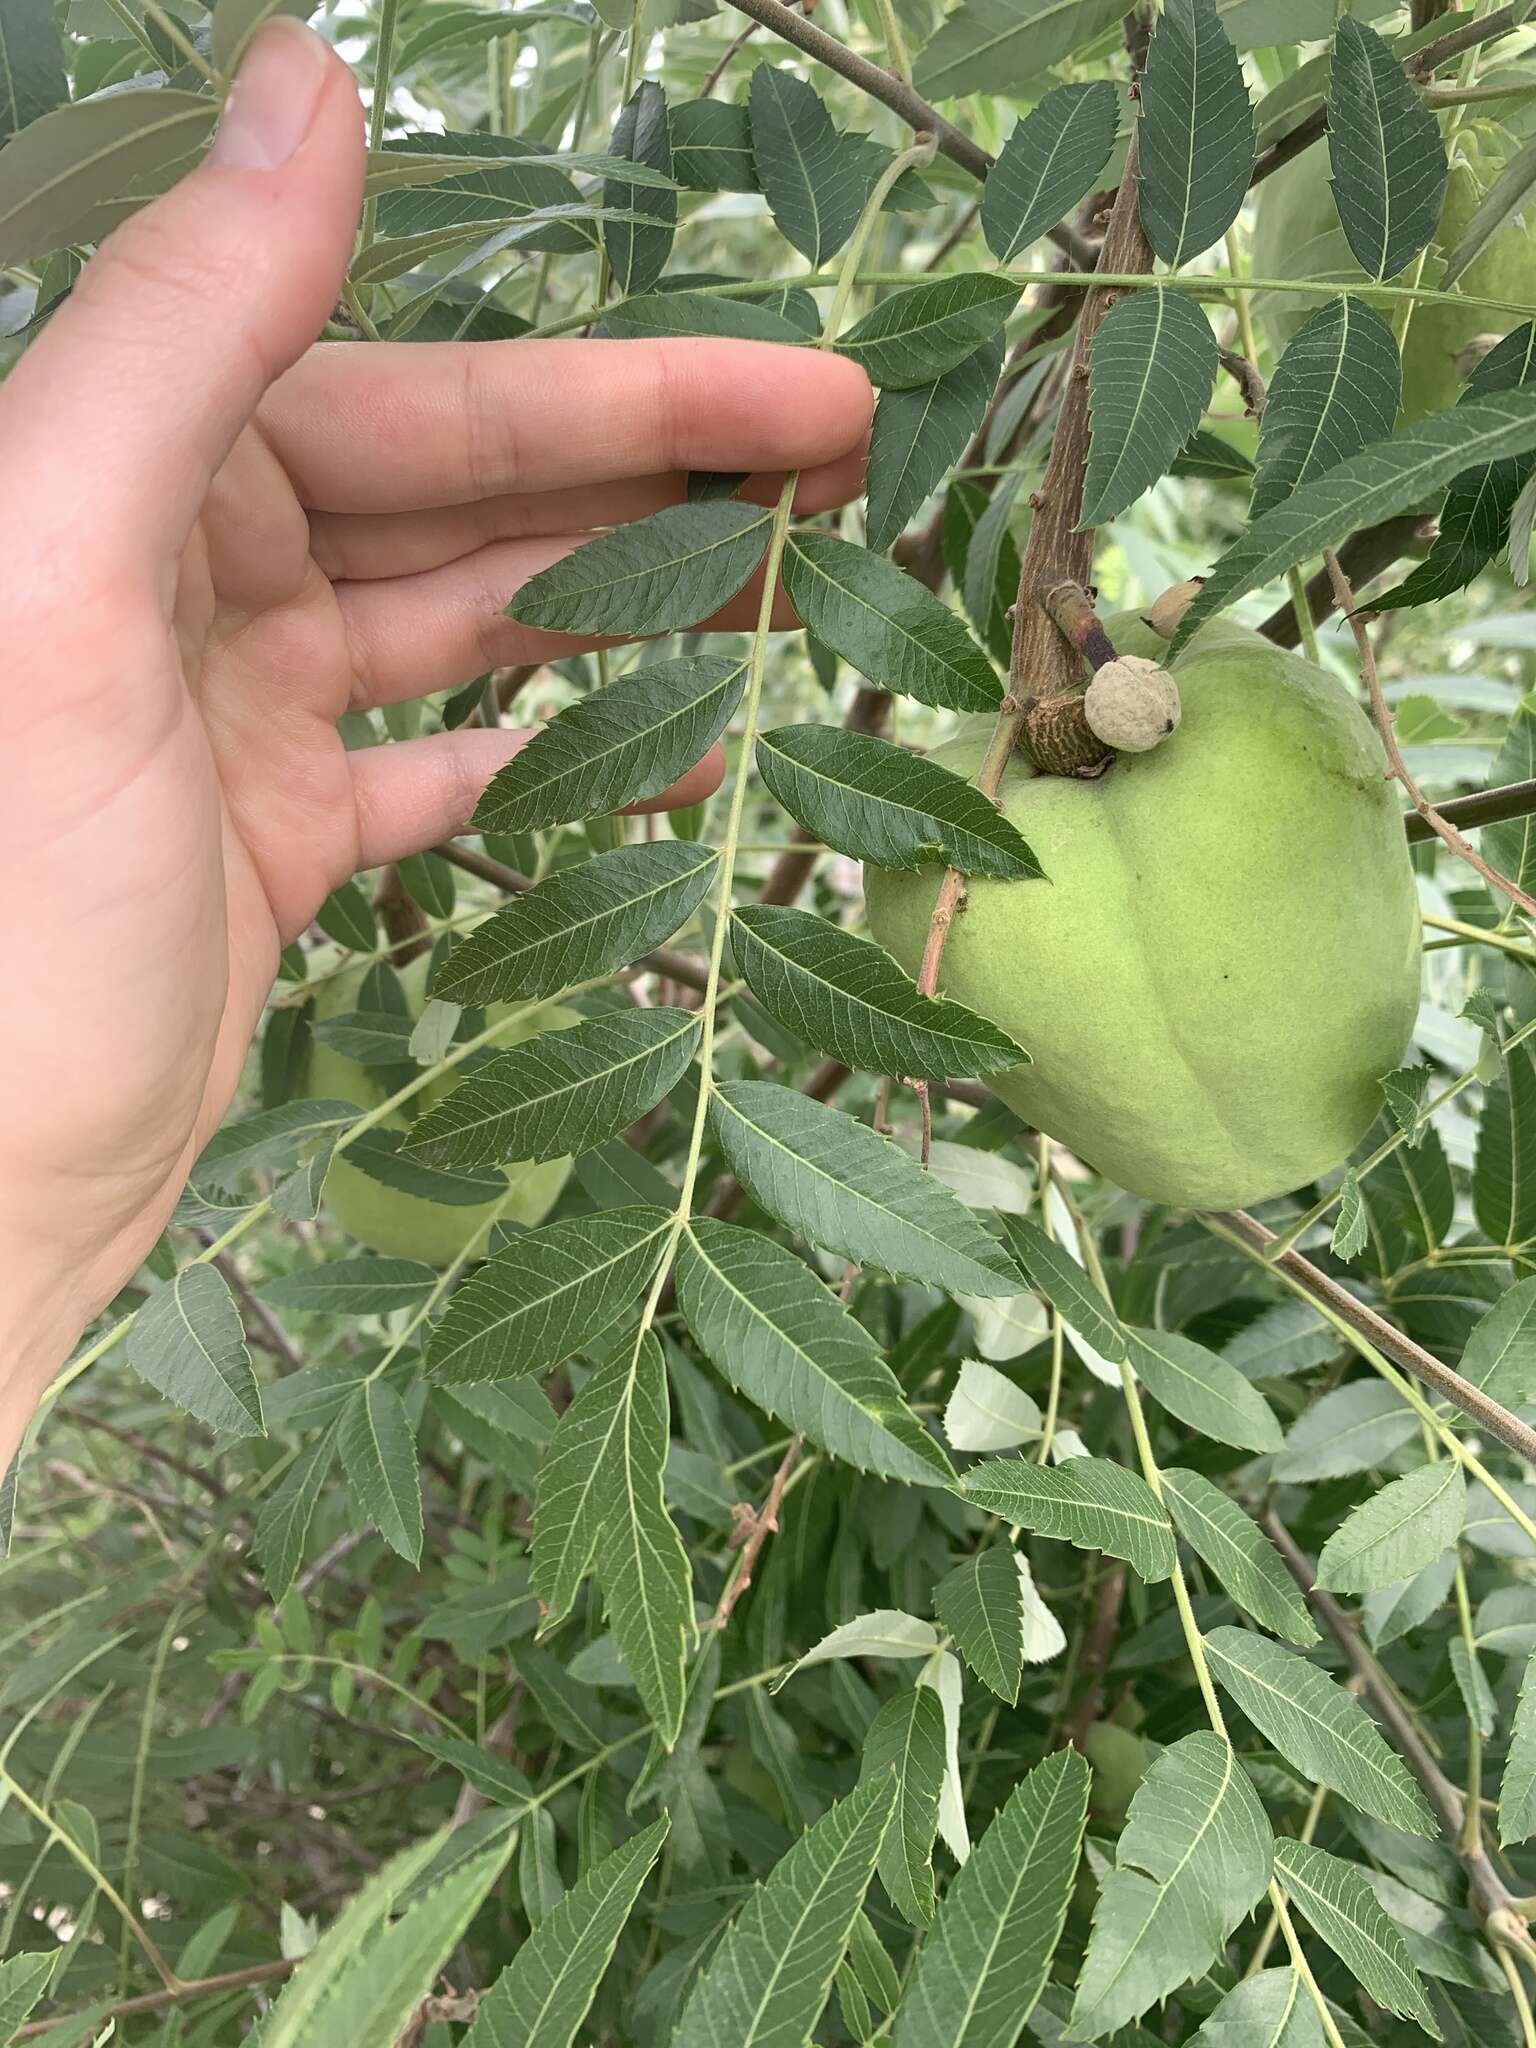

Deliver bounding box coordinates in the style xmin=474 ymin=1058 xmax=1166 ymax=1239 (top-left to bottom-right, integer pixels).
xmin=0 ymin=20 xmax=873 ymax=1441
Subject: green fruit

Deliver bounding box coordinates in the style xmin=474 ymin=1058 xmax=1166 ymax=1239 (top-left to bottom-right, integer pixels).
xmin=1252 ymin=117 xmax=1536 ymax=421
xmin=309 ymin=952 xmax=579 ymax=1265
xmin=864 ymin=616 xmax=1421 ymax=1210
xmin=1082 ymin=1719 xmax=1150 ymax=1822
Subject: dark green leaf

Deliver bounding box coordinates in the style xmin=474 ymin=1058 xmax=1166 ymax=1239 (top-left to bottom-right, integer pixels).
xmin=748 ymin=63 xmax=863 ymax=266
xmin=1163 ymin=1467 xmax=1319 ymax=1645
xmin=709 ymin=1080 xmax=1021 ymax=1295
xmin=676 ymin=1219 xmax=957 ymax=1486
xmin=865 ymin=343 xmax=1002 ymax=555
xmin=1252 ymin=297 xmax=1402 ymax=518
xmin=915 ymin=0 xmax=1124 ymax=101
xmin=860 ymin=1686 xmax=945 ymax=1925
xmin=316 ymin=879 xmax=378 ymax=952
xmin=471 ymin=655 xmax=748 ymax=834
xmin=837 ymin=276 xmax=1022 ymax=389
xmin=1191 ymin=1970 xmax=1329 ymax=2045
xmin=338 ymin=1381 xmax=424 ymax=1565
xmin=671 ymin=98 xmax=758 ymax=191
xmin=255 ymin=1429 xmax=337 ymax=1600
xmin=0 ymin=0 xmax=67 ymax=147
xmin=780 ymin=532 xmax=1001 ymax=713
xmin=1475 ymin=1038 xmax=1536 ymax=1249
xmin=983 ymin=82 xmax=1120 ymax=264
xmin=1083 ymin=287 xmax=1218 ymax=523
xmin=1460 ymin=1276 xmax=1536 ymax=1407
xmin=1124 ymin=1323 xmax=1283 ymax=1453
xmin=1328 ymin=18 xmax=1447 ymax=282
xmin=260 ymin=1257 xmax=440 ymax=1315
xmin=1203 ymin=1626 xmax=1437 ymax=1833
xmin=127 ymin=1266 xmax=265 ymax=1439
xmin=730 ymin=905 xmax=1028 ymax=1079
xmin=999 ymin=1214 xmax=1128 ymax=1361
xmin=1501 ymin=1649 xmax=1536 ymax=1845
xmin=603 ymin=291 xmax=804 ymax=342
xmin=932 ymin=1546 xmax=1058 ymax=1703
xmin=425 ymin=1207 xmax=673 ymax=1384
xmin=507 ymin=501 xmax=771 ymax=638
xmin=1138 ymin=0 xmax=1254 ymax=265
xmin=406 ymin=1009 xmax=700 ymax=1168
xmin=1172 ymin=393 xmax=1536 ymax=652
xmin=605 ymin=81 xmax=674 ymax=297
xmin=1315 ymin=1462 xmax=1465 ymax=1596
xmin=1272 ymin=1838 xmax=1438 ymax=2035
xmin=755 ymin=724 xmax=1038 ymax=875
xmin=431 ymin=842 xmax=717 ymax=1005
xmin=963 ymin=1456 xmax=1177 ymax=1582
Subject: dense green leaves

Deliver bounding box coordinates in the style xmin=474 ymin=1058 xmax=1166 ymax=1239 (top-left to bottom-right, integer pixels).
xmin=406 ymin=1010 xmax=700 ymax=1169
xmin=338 ymin=1380 xmax=423 ymax=1565
xmin=676 ymin=1220 xmax=957 ymax=1486
xmin=836 ymin=276 xmax=1022 ymax=388
xmin=1327 ymin=18 xmax=1447 ymax=282
xmin=1162 ymin=1468 xmax=1319 ymax=1645
xmin=1137 ymin=0 xmax=1254 ymax=266
xmin=755 ymin=724 xmax=1039 ymax=875
xmin=1315 ymin=1462 xmax=1466 ymax=1596
xmin=933 ymin=1546 xmax=1062 ymax=1700
xmin=127 ymin=1265 xmax=264 ymax=1438
xmin=1252 ymin=297 xmax=1402 ymax=518
xmin=465 ymin=1821 xmax=667 ymax=2047
xmin=1000 ymin=1213 xmax=1127 ymax=1361
xmin=708 ymin=1081 xmax=1021 ymax=1295
xmin=1082 ymin=288 xmax=1218 ymax=524
xmin=472 ymin=655 xmax=747 ymax=834
xmin=860 ymin=1686 xmax=945 ymax=1925
xmin=748 ymin=63 xmax=863 ymax=266
xmin=1071 ymin=1732 xmax=1272 ymax=2037
xmin=672 ymin=1773 xmax=897 ymax=2047
xmin=432 ymin=843 xmax=717 ymax=1006
xmin=894 ymin=1748 xmax=1088 ymax=2047
xmin=915 ymin=0 xmax=1123 ymax=101
xmin=1203 ymin=1627 xmax=1437 ymax=1833
xmin=1124 ymin=1324 xmax=1282 ymax=1453
xmin=426 ymin=1208 xmax=673 ymax=1384
xmin=604 ymin=82 xmax=674 ymax=297
xmin=0 ymin=0 xmax=66 ymax=148
xmin=1172 ymin=393 xmax=1536 ymax=651
xmin=963 ymin=1456 xmax=1177 ymax=1582
xmin=507 ymin=502 xmax=770 ymax=638
xmin=729 ymin=906 xmax=1028 ymax=1078
xmin=865 ymin=345 xmax=1003 ymax=552
xmin=1272 ymin=1838 xmax=1438 ymax=2035
xmin=780 ymin=532 xmax=1002 ymax=712
xmin=983 ymin=82 xmax=1119 ymax=264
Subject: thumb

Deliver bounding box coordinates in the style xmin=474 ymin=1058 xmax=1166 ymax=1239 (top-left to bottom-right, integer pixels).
xmin=4 ymin=22 xmax=364 ymax=566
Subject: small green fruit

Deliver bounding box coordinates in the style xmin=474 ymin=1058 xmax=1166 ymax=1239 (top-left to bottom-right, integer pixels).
xmin=309 ymin=952 xmax=580 ymax=1265
xmin=1082 ymin=1719 xmax=1150 ymax=1822
xmin=864 ymin=616 xmax=1421 ymax=1210
xmin=1252 ymin=119 xmax=1536 ymax=420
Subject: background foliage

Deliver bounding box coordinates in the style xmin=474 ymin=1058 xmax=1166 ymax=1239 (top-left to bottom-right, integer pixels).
xmin=8 ymin=0 xmax=1536 ymax=2041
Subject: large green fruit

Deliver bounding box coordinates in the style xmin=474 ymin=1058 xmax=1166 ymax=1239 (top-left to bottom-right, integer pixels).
xmin=309 ymin=952 xmax=579 ymax=1264
xmin=1252 ymin=114 xmax=1536 ymax=421
xmin=864 ymin=616 xmax=1421 ymax=1210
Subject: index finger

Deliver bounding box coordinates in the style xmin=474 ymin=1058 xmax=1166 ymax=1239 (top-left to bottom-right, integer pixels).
xmin=258 ymin=336 xmax=873 ymax=513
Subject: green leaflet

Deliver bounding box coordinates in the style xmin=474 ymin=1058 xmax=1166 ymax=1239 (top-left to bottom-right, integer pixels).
xmin=506 ymin=501 xmax=771 ymax=638
xmin=1123 ymin=1324 xmax=1282 ymax=1453
xmin=1082 ymin=288 xmax=1218 ymax=523
xmin=1071 ymin=1731 xmax=1272 ymax=2037
xmin=1444 ymin=131 xmax=1536 ymax=289
xmin=431 ymin=842 xmax=717 ymax=1006
xmin=982 ymin=82 xmax=1120 ymax=264
xmin=1327 ymin=17 xmax=1446 ymax=282
xmin=404 ymin=1010 xmax=701 ymax=1170
xmin=1252 ymin=297 xmax=1402 ymax=518
xmin=755 ymin=723 xmax=1039 ymax=875
xmin=472 ymin=654 xmax=748 ymax=834
xmin=532 ymin=1331 xmax=694 ymax=1743
xmin=675 ymin=1219 xmax=956 ymax=1486
xmin=1272 ymin=1838 xmax=1438 ymax=2035
xmin=707 ymin=1080 xmax=1022 ymax=1296
xmin=0 ymin=0 xmax=65 ymax=147
xmin=464 ymin=1819 xmax=669 ymax=2047
xmin=1162 ymin=1468 xmax=1319 ymax=1646
xmin=1171 ymin=393 xmax=1536 ymax=652
xmin=671 ymin=1774 xmax=897 ymax=2047
xmin=126 ymin=1265 xmax=264 ymax=1439
xmin=338 ymin=1380 xmax=423 ymax=1565
xmin=729 ymin=905 xmax=1029 ymax=1079
xmin=963 ymin=1456 xmax=1177 ymax=1583
xmin=894 ymin=1748 xmax=1088 ymax=2048
xmin=602 ymin=290 xmax=805 ymax=342
xmin=865 ymin=342 xmax=1003 ymax=553
xmin=836 ymin=275 xmax=1022 ymax=389
xmin=255 ymin=1427 xmax=339 ymax=1600
xmin=0 ymin=1952 xmax=58 ymax=2039
xmin=1202 ymin=1626 xmax=1437 ymax=1834
xmin=1501 ymin=1648 xmax=1536 ymax=1845
xmin=1460 ymin=1274 xmax=1536 ymax=1407
xmin=1137 ymin=0 xmax=1254 ymax=266
xmin=859 ymin=1686 xmax=945 ymax=1925
xmin=747 ymin=63 xmax=863 ymax=266
xmin=915 ymin=0 xmax=1124 ymax=100
xmin=1314 ymin=1461 xmax=1466 ymax=1596
xmin=1191 ymin=1971 xmax=1328 ymax=2046
xmin=780 ymin=532 xmax=1001 ymax=713
xmin=1272 ymin=1379 xmax=1419 ymax=1481
xmin=261 ymin=1256 xmax=439 ymax=1315
xmin=604 ymin=81 xmax=674 ymax=297
xmin=1475 ymin=1038 xmax=1536 ymax=1248
xmin=999 ymin=1213 xmax=1127 ymax=1362
xmin=425 ymin=1207 xmax=673 ymax=1385
xmin=933 ymin=1546 xmax=1063 ymax=1702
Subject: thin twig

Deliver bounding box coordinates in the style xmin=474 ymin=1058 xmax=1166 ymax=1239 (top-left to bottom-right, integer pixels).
xmin=1063 ymin=1558 xmax=1127 ymax=1748
xmin=1324 ymin=549 xmax=1536 ymax=922
xmin=1214 ymin=1209 xmax=1536 ymax=1464
xmin=712 ymin=1434 xmax=803 ymax=1629
xmin=207 ymin=1244 xmax=303 ymax=1372
xmin=70 ymin=1410 xmax=225 ymax=1502
xmin=13 ymin=1960 xmax=298 ymax=2042
xmin=1405 ymin=778 xmax=1536 ymax=843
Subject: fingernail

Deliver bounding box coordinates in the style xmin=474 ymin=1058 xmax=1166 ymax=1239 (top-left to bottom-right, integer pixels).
xmin=210 ymin=18 xmax=330 ymax=171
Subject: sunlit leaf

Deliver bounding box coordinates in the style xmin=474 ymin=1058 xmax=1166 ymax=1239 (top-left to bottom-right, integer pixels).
xmin=963 ymin=1456 xmax=1177 ymax=1582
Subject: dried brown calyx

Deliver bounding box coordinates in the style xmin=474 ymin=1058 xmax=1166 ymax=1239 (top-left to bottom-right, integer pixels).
xmin=1015 ymin=581 xmax=1182 ymax=778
